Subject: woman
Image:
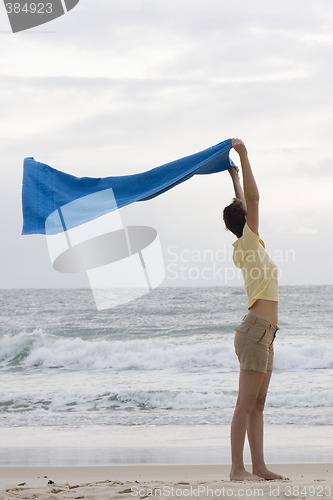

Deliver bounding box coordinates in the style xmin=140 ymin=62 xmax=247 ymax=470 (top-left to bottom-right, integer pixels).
xmin=223 ymin=138 xmax=286 ymax=481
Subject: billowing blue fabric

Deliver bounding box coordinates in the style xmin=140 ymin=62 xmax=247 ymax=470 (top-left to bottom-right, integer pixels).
xmin=22 ymin=138 xmax=234 ymax=235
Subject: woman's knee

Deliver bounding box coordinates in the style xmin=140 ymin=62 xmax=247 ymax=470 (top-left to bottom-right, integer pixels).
xmin=253 ymin=395 xmax=267 ymax=413
xmin=235 ymin=397 xmax=257 ymax=414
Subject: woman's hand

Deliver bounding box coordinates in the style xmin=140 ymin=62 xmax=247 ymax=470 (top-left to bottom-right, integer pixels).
xmin=228 ymin=165 xmax=240 ymax=179
xmin=232 ymin=138 xmax=248 ymax=157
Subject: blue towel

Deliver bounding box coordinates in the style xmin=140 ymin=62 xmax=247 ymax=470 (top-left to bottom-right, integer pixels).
xmin=22 ymin=138 xmax=234 ymax=235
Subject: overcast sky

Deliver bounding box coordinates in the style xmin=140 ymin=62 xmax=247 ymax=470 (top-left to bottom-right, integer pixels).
xmin=0 ymin=0 xmax=332 ymax=288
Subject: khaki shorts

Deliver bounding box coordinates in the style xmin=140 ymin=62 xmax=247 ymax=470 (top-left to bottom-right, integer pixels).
xmin=234 ymin=312 xmax=279 ymax=373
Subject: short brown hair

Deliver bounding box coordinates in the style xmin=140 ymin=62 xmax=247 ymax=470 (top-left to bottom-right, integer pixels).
xmin=223 ymin=198 xmax=246 ymax=238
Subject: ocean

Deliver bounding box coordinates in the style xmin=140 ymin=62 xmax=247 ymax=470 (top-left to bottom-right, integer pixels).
xmin=0 ymin=286 xmax=332 ymax=466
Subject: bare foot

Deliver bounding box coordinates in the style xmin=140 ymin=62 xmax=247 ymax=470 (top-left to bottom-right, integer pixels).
xmin=230 ymin=469 xmax=264 ymax=481
xmin=253 ymin=468 xmax=289 ymax=480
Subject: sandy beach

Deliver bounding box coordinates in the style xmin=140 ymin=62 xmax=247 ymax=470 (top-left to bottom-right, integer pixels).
xmin=1 ymin=464 xmax=332 ymax=499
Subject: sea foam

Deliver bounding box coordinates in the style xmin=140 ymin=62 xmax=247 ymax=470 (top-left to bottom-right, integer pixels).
xmin=1 ymin=329 xmax=332 ymax=371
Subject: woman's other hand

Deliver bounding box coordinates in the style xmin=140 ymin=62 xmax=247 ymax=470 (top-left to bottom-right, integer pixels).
xmin=228 ymin=165 xmax=240 ymax=178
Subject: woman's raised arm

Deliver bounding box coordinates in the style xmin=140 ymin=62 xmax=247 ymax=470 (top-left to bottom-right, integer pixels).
xmin=232 ymin=138 xmax=259 ymax=235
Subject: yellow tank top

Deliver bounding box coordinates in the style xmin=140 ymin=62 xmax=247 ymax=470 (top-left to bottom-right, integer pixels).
xmin=232 ymin=223 xmax=279 ymax=308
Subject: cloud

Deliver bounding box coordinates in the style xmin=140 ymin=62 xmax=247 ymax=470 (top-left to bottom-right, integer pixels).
xmin=293 ymin=157 xmax=333 ymax=177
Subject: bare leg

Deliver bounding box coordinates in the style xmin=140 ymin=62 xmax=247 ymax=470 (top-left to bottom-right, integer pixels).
xmin=230 ymin=370 xmax=266 ymax=481
xmin=248 ymin=370 xmax=289 ymax=480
